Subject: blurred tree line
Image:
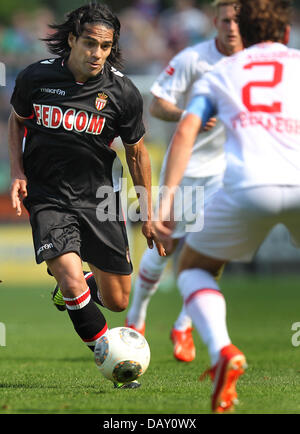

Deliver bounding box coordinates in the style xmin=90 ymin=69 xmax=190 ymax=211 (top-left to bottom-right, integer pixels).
xmin=0 ymin=0 xmax=211 ymax=24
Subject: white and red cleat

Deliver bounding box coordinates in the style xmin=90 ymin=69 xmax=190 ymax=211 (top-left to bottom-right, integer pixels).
xmin=170 ymin=327 xmax=196 ymax=362
xmin=201 ymin=344 xmax=247 ymax=413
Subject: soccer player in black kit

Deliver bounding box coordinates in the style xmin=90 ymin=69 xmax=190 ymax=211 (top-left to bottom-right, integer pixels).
xmin=8 ymin=2 xmax=164 ymax=388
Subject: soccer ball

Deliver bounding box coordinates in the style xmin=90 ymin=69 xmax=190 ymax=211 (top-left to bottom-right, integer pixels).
xmin=94 ymin=327 xmax=150 ymax=383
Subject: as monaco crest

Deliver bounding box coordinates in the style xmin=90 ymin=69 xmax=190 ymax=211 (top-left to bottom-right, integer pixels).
xmin=95 ymin=92 xmax=108 ymax=111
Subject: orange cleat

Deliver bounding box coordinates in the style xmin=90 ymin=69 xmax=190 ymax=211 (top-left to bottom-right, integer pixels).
xmin=201 ymin=344 xmax=247 ymax=413
xmin=125 ymin=318 xmax=146 ymax=336
xmin=170 ymin=327 xmax=196 ymax=362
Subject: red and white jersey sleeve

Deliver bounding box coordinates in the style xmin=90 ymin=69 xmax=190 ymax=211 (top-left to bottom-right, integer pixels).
xmin=192 ymin=43 xmax=300 ymax=190
xmin=151 ymin=39 xmax=226 ymax=178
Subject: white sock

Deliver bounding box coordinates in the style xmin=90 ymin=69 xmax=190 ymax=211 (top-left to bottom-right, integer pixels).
xmin=173 ymin=305 xmax=193 ymax=331
xmin=178 ymin=269 xmax=231 ymax=366
xmin=172 ymin=238 xmax=192 ymax=331
xmin=127 ymin=247 xmax=168 ymax=328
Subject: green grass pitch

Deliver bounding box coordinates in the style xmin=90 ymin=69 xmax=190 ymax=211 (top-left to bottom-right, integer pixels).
xmin=1 ymin=273 xmax=300 ymax=414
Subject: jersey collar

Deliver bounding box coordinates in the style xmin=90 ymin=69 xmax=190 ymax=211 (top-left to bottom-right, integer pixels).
xmin=61 ymin=56 xmax=105 ymax=85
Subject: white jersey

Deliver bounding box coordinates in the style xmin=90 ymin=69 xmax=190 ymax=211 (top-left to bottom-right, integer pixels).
xmin=192 ymin=43 xmax=300 ymax=190
xmin=151 ymin=39 xmax=226 ymax=178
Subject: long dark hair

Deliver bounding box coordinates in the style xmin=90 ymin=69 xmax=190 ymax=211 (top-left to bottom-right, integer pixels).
xmin=42 ymin=2 xmax=123 ymax=69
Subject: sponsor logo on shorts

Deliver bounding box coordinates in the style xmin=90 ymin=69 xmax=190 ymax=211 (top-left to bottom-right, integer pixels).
xmin=37 ymin=243 xmax=54 ymax=256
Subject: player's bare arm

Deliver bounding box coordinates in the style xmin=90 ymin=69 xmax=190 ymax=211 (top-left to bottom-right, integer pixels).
xmin=155 ymin=113 xmax=202 ymax=245
xmin=149 ymin=96 xmax=183 ymax=122
xmin=124 ymin=138 xmax=166 ymax=256
xmin=8 ymin=110 xmax=28 ymax=216
xmin=150 ymin=95 xmax=216 ymax=131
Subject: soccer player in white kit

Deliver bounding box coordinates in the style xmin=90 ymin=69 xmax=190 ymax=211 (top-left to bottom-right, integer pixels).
xmin=125 ymin=0 xmax=243 ymax=362
xmin=155 ymin=0 xmax=297 ymax=413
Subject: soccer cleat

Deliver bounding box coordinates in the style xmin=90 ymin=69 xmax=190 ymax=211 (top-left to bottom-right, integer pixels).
xmin=200 ymin=344 xmax=247 ymax=413
xmin=125 ymin=318 xmax=145 ymax=336
xmin=51 ymin=284 xmax=66 ymax=311
xmin=113 ymin=380 xmax=141 ymax=389
xmin=170 ymin=327 xmax=196 ymax=362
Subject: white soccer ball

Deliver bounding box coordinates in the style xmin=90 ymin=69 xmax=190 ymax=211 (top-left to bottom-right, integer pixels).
xmin=94 ymin=327 xmax=151 ymax=383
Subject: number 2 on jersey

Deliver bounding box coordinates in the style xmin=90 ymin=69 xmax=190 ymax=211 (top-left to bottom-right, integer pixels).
xmin=242 ymin=61 xmax=283 ymax=113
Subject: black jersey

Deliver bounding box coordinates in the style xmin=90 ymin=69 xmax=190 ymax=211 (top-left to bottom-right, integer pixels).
xmin=10 ymin=58 xmax=145 ymax=208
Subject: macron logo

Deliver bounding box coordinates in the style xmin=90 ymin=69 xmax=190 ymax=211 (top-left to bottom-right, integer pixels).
xmin=37 ymin=243 xmax=54 ymax=256
xmin=41 ymin=87 xmax=66 ymax=96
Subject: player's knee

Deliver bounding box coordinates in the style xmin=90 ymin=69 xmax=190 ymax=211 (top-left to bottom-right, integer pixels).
xmin=58 ymin=274 xmax=86 ymax=298
xmin=110 ymin=305 xmax=126 ymax=313
xmin=105 ymin=294 xmax=129 ymax=312
xmin=112 ymin=299 xmax=129 ymax=312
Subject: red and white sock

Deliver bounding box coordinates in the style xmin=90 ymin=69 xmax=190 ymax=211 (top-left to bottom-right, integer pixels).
xmin=126 ymin=247 xmax=168 ymax=329
xmin=63 ymin=287 xmax=91 ymax=310
xmin=178 ymin=269 xmax=231 ymax=366
xmin=64 ymin=287 xmax=108 ymax=351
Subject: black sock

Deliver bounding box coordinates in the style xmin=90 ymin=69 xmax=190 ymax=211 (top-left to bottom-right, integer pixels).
xmin=64 ymin=287 xmax=107 ymax=352
xmin=83 ymin=271 xmax=105 ymax=307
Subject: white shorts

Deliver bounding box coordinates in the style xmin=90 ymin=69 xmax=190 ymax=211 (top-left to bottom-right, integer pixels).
xmin=157 ymin=173 xmax=223 ymax=239
xmin=186 ymin=186 xmax=300 ymax=262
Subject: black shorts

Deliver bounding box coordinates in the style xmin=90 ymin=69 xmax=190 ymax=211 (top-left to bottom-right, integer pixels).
xmin=25 ymin=201 xmax=133 ymax=275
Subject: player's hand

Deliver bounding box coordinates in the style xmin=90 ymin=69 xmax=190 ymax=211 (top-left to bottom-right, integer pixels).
xmin=153 ymin=219 xmax=175 ymax=253
xmin=142 ymin=221 xmax=166 ymax=256
xmin=10 ymin=176 xmax=28 ymax=216
xmin=202 ymin=117 xmax=217 ymax=132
